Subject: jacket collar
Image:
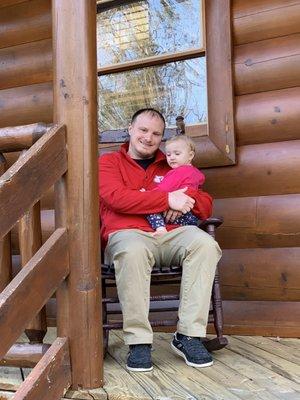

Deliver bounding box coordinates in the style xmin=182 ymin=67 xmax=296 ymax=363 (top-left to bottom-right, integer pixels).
xmin=120 ymin=142 xmax=166 ymax=163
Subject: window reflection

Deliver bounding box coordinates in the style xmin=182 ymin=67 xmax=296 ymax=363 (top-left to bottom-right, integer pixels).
xmin=97 ymin=0 xmax=203 ymax=67
xmin=98 ymin=57 xmax=207 ymax=132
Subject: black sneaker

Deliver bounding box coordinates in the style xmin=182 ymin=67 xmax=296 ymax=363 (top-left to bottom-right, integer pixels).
xmin=171 ymin=332 xmax=213 ymax=368
xmin=126 ymin=344 xmax=153 ymax=372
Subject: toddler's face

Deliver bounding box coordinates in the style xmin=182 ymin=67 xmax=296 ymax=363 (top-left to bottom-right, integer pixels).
xmin=165 ymin=140 xmax=194 ymax=169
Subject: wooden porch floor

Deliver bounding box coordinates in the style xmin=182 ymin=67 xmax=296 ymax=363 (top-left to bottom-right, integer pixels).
xmin=0 ymin=329 xmax=299 ymax=400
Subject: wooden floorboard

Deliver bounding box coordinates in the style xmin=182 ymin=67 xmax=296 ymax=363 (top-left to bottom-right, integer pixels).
xmin=0 ymin=330 xmax=299 ymax=400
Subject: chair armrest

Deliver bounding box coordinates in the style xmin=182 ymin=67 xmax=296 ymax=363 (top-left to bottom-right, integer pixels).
xmin=198 ymin=217 xmax=223 ymax=230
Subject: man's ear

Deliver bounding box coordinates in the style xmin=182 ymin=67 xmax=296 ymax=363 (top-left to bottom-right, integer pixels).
xmin=128 ymin=124 xmax=132 ymax=136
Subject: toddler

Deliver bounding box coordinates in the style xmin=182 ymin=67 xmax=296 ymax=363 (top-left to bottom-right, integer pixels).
xmin=146 ymin=135 xmax=205 ymax=236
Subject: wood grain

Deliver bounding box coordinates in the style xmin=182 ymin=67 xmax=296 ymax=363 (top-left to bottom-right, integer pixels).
xmin=0 ymin=0 xmax=51 ymax=49
xmin=204 ymin=140 xmax=300 ymax=198
xmin=13 ymin=337 xmax=71 ymax=400
xmin=213 ymin=194 xmax=300 ymax=249
xmin=52 ymin=0 xmax=103 ymax=388
xmin=0 ymin=39 xmax=52 ymax=90
xmin=219 ymin=247 xmax=300 ymax=301
xmin=0 ymin=228 xmax=68 ymax=360
xmin=19 ymin=201 xmax=47 ymax=343
xmin=221 ymin=300 xmax=300 ymax=337
xmin=0 ymin=123 xmax=51 ymax=153
xmin=0 ymin=83 xmax=53 ymax=129
xmin=234 ymin=33 xmax=300 ymax=95
xmin=235 ymin=87 xmax=300 ymax=145
xmin=0 ymin=124 xmax=66 ymax=238
xmin=233 ymin=2 xmax=300 ymax=45
xmin=0 ymin=155 xmax=11 ymax=292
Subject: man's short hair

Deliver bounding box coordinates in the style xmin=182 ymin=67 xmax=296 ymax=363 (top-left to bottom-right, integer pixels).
xmin=131 ymin=108 xmax=165 ymax=129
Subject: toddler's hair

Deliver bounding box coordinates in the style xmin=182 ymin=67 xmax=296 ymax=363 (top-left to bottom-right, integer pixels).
xmin=165 ymin=135 xmax=196 ymax=153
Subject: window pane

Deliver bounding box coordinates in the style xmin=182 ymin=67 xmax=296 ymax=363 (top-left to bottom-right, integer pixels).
xmin=98 ymin=57 xmax=207 ymax=132
xmin=97 ymin=0 xmax=203 ymax=68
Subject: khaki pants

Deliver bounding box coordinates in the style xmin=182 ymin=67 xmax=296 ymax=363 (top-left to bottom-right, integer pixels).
xmin=105 ymin=226 xmax=222 ymax=345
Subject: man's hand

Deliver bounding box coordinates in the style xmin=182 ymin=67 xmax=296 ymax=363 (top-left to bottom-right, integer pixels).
xmin=164 ymin=209 xmax=182 ymax=223
xmin=168 ymin=187 xmax=195 ymax=214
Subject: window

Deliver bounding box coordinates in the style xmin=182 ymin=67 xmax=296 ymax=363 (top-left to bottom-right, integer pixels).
xmin=97 ymin=0 xmax=235 ymax=167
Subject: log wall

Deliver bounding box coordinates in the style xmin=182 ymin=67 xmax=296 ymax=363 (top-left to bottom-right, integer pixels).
xmin=203 ymin=0 xmax=300 ymax=335
xmin=0 ymin=0 xmax=299 ymax=336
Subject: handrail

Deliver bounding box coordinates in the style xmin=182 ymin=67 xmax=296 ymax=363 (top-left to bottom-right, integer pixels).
xmin=13 ymin=337 xmax=71 ymax=400
xmin=0 ymin=228 xmax=69 ymax=360
xmin=0 ymin=124 xmax=67 ymax=239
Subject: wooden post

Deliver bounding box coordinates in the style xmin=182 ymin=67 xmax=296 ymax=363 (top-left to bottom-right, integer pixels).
xmin=52 ymin=0 xmax=103 ymax=389
xmin=18 ymin=195 xmax=47 ymax=343
xmin=0 ymin=153 xmax=12 ymax=292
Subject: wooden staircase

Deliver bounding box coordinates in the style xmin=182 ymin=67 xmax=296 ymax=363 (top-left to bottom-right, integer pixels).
xmin=0 ymin=123 xmax=72 ymax=398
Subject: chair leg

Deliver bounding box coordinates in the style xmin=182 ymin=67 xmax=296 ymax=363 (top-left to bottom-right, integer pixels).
xmin=203 ymin=267 xmax=228 ymax=352
xmin=102 ymin=278 xmax=109 ymax=358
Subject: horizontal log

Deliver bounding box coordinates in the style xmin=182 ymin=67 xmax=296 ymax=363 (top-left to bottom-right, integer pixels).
xmin=0 ymin=82 xmax=53 ymax=129
xmin=14 ymin=337 xmax=71 ymax=400
xmin=213 ymin=194 xmax=300 ymax=249
xmin=0 ymin=0 xmax=51 ymax=49
xmin=0 ymin=39 xmax=52 ymax=91
xmin=204 ymin=140 xmax=300 ymax=198
xmin=233 ymin=3 xmax=300 ymax=45
xmin=232 ymin=0 xmax=300 ymax=19
xmin=235 ymin=87 xmax=300 ymax=145
xmin=0 ymin=122 xmax=52 ymax=152
xmin=219 ymin=247 xmax=300 ymax=301
xmin=0 ymin=228 xmax=68 ymax=360
xmin=234 ymin=33 xmax=300 ymax=95
xmin=0 ymin=1 xmax=28 ymax=8
xmin=0 ymin=342 xmax=50 ymax=368
xmin=220 ymin=300 xmax=300 ymax=337
xmin=0 ymin=124 xmax=66 ymax=238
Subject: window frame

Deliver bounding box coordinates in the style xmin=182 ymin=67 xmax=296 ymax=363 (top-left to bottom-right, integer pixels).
xmin=97 ymin=0 xmax=235 ymax=168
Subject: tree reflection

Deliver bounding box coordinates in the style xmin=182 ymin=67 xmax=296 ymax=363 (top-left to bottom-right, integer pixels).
xmin=97 ymin=0 xmax=206 ymax=132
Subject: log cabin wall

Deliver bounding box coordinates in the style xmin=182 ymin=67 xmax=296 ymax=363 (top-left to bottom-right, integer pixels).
xmin=0 ymin=0 xmax=53 ymax=270
xmin=1 ymin=0 xmax=299 ymax=336
xmin=203 ymin=0 xmax=300 ymax=336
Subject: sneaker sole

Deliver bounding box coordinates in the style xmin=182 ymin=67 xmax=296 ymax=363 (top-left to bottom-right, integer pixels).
xmin=171 ymin=342 xmax=213 ymax=368
xmin=126 ymin=365 xmax=153 ymax=372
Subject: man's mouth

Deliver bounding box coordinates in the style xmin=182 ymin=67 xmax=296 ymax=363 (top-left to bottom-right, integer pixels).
xmin=140 ymin=142 xmax=152 ymax=148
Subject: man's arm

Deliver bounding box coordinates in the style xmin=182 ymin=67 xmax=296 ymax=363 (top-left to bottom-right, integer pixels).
xmin=99 ymin=155 xmax=195 ymax=215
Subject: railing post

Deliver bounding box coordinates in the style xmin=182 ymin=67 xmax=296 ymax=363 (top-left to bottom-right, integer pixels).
xmin=18 ymin=198 xmax=47 ymax=343
xmin=0 ymin=154 xmax=12 ymax=292
xmin=52 ymin=0 xmax=103 ymax=389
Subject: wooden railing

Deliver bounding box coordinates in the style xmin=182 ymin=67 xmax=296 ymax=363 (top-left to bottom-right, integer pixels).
xmin=0 ymin=123 xmax=72 ymax=399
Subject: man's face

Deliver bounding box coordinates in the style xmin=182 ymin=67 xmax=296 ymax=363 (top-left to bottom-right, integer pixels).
xmin=128 ymin=112 xmax=164 ymax=159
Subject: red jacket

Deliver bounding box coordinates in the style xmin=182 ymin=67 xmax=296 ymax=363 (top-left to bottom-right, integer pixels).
xmin=98 ymin=143 xmax=212 ymax=247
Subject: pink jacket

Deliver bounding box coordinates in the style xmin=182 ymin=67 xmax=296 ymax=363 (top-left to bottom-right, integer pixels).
xmin=155 ymin=165 xmax=205 ymax=192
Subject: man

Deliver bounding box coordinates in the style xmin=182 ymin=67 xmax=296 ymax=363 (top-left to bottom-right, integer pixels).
xmin=99 ymin=108 xmax=221 ymax=372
